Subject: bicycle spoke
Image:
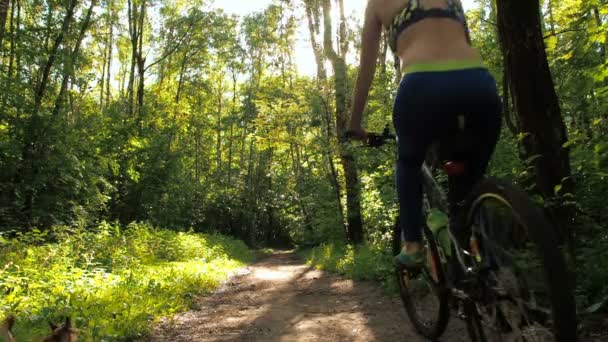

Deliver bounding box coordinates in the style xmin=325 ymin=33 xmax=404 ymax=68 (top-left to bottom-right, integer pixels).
xmin=468 ymin=196 xmax=561 ymax=341
xmin=401 ymin=269 xmax=442 ymax=325
xmin=395 ymin=226 xmax=450 ymax=339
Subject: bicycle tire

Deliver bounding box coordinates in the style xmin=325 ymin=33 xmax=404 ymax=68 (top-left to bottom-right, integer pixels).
xmin=463 ymin=177 xmax=577 ymax=342
xmin=465 ymin=301 xmax=488 ymax=342
xmin=392 ymin=218 xmax=450 ymax=339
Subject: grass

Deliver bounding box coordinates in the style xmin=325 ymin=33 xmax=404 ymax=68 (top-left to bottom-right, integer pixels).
xmin=0 ymin=222 xmax=253 ymax=340
xmin=298 ymin=242 xmax=397 ymax=292
xmin=302 ymin=238 xmax=608 ymax=319
xmin=253 ymin=247 xmax=276 ymax=259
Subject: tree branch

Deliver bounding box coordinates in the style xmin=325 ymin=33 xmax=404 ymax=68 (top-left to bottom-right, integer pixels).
xmin=543 ymin=28 xmax=587 ymax=39
xmin=144 ymin=16 xmax=196 ymax=72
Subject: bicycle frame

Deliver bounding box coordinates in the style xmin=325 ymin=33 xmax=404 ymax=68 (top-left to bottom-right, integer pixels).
xmin=358 ymin=129 xmax=578 ymax=341
xmin=421 ymin=163 xmax=485 ymax=300
xmin=354 ymin=128 xmax=484 ymax=295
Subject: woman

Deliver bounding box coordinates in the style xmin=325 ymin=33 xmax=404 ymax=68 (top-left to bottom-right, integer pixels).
xmin=348 ymin=0 xmax=502 ymax=267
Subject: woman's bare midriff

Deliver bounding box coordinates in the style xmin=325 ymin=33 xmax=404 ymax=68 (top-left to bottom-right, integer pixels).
xmin=395 ymin=19 xmax=481 ymax=66
xmin=373 ymin=0 xmax=481 ymax=68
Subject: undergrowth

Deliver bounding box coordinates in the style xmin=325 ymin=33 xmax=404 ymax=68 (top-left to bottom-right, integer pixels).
xmin=298 ymin=243 xmax=397 ymax=292
xmin=302 ymin=235 xmax=608 ymax=318
xmin=0 ymin=222 xmax=253 ymax=340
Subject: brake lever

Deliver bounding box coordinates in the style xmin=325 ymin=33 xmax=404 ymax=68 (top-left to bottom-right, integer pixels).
xmin=367 ymin=133 xmax=384 ymax=148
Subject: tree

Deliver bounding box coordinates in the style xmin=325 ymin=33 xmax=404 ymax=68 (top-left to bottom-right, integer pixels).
xmin=303 ymin=0 xmax=347 ymax=239
xmin=0 ymin=0 xmax=9 ymax=46
xmin=496 ymin=0 xmax=575 ymax=241
xmin=320 ymin=0 xmax=363 ymax=243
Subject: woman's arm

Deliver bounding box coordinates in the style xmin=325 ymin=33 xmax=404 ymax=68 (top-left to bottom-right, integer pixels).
xmin=453 ymin=0 xmax=471 ymax=44
xmin=349 ymin=2 xmax=383 ymax=136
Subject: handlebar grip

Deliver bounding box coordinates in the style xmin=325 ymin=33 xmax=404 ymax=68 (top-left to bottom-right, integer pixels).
xmin=345 ymin=127 xmax=396 ymax=147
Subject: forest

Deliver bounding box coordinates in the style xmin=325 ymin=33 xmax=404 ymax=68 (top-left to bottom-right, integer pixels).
xmin=0 ymin=0 xmax=607 ymax=339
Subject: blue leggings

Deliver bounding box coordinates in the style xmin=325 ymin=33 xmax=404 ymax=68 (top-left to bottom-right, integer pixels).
xmin=393 ymin=68 xmax=502 ymax=243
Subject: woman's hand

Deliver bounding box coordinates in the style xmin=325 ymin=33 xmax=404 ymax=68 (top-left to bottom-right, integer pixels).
xmin=346 ymin=124 xmax=368 ymax=141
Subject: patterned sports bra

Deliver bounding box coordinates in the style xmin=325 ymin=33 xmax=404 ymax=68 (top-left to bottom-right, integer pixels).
xmin=386 ymin=0 xmax=471 ymax=52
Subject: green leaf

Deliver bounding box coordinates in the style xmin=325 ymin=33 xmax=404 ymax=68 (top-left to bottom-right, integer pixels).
xmin=562 ymin=140 xmax=575 ymax=148
xmin=585 ymin=299 xmax=606 ymax=314
xmin=595 ymin=144 xmax=605 ymax=154
xmin=532 ymin=194 xmax=545 ymax=206
xmin=562 ymin=136 xmax=583 ymax=149
xmin=517 ymin=132 xmax=531 ymax=142
xmin=554 ymin=184 xmax=562 ymax=195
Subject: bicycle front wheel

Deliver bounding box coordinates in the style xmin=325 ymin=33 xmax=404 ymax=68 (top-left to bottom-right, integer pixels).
xmin=463 ymin=177 xmax=577 ymax=342
xmin=393 ymin=218 xmax=450 ymax=339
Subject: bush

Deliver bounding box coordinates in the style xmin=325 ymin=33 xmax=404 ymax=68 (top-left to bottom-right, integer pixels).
xmin=0 ymin=222 xmax=253 ymax=339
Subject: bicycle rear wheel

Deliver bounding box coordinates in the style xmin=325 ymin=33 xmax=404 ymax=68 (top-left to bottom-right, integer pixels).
xmin=463 ymin=177 xmax=577 ymax=342
xmin=392 ymin=218 xmax=450 ymax=339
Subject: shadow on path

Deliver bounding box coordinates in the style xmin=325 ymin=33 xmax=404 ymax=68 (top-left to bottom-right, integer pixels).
xmin=151 ymin=251 xmax=466 ymax=341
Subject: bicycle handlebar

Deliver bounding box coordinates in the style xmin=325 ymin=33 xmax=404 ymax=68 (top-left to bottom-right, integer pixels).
xmin=346 ymin=124 xmax=396 ymax=148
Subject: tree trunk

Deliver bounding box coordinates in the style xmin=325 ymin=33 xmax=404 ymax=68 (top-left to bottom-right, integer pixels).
xmin=304 ymin=0 xmax=347 ymax=235
xmin=547 ymin=0 xmax=556 ymax=36
xmin=100 ymin=0 xmax=113 ymax=110
xmin=195 ymin=127 xmax=200 ymax=184
xmin=100 ymin=34 xmax=107 ymax=107
xmin=216 ymin=73 xmax=223 ymax=177
xmin=592 ymin=7 xmax=607 ymax=65
xmin=496 ymin=0 xmax=575 ymax=243
xmin=0 ymin=0 xmax=9 ymax=47
xmin=228 ymin=71 xmax=237 ymax=184
xmin=379 ymin=33 xmax=388 ymax=76
xmin=35 ymin=0 xmax=78 ymax=111
xmin=105 ymin=0 xmax=113 ymax=110
xmin=337 ymin=0 xmax=347 ymax=56
xmin=1 ymin=0 xmax=15 ymax=108
xmin=53 ymin=0 xmax=96 ymax=118
xmin=135 ymin=0 xmax=145 ymax=123
xmin=322 ymin=0 xmax=363 ymax=244
xmin=246 ymin=139 xmax=256 ymax=246
xmin=174 ymin=52 xmax=187 ymax=106
xmin=502 ymin=59 xmax=518 ymax=136
xmin=304 ymin=0 xmax=326 ymax=80
xmin=166 ymin=50 xmax=188 ymax=152
xmin=322 ymin=95 xmax=347 ymax=237
xmin=127 ymin=0 xmax=137 ymax=115
xmin=10 ymin=0 xmax=19 ymax=79
xmin=290 ymin=140 xmax=314 ymax=232
xmin=393 ymin=52 xmax=402 ymax=83
xmin=20 ymin=0 xmax=78 ymax=225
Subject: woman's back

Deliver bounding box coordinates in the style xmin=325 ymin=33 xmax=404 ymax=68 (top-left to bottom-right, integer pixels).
xmin=370 ymin=0 xmax=480 ymax=67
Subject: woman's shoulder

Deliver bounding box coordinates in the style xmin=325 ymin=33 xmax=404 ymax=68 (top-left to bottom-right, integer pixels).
xmin=368 ymin=0 xmax=411 ymax=26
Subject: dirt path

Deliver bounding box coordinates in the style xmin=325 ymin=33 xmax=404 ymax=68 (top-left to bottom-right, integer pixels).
xmin=151 ymin=251 xmax=471 ymax=341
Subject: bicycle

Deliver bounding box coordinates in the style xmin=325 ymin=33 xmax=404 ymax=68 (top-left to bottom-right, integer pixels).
xmin=352 ymin=125 xmax=578 ymax=342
